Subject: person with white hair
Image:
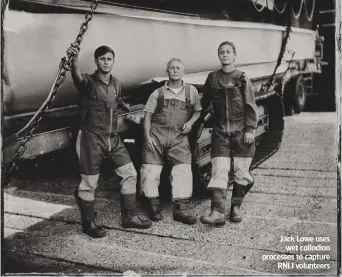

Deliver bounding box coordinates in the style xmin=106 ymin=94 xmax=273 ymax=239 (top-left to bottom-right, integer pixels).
xmin=140 ymin=58 xmax=202 ymax=225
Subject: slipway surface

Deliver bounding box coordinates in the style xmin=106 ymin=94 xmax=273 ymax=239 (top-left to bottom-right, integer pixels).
xmin=3 ymin=112 xmax=338 ymax=275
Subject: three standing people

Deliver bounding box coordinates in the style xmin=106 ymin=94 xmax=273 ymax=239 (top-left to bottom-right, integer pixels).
xmin=68 ymin=40 xmax=258 ymax=237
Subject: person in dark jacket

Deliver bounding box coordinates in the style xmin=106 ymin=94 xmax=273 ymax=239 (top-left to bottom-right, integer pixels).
xmin=200 ymin=41 xmax=258 ymax=226
xmin=67 ymin=45 xmax=152 ymax=238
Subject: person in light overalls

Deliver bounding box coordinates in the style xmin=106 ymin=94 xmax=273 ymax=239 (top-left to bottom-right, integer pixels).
xmin=200 ymin=41 xmax=258 ymax=226
xmin=140 ymin=58 xmax=202 ymax=224
xmin=67 ymin=45 xmax=152 ymax=238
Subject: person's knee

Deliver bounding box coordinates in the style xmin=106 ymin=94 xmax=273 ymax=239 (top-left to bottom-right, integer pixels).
xmin=212 ymin=157 xmax=230 ymax=173
xmin=172 ymin=163 xmax=191 ymax=174
xmin=121 ymin=182 xmax=136 ymax=194
xmin=80 ymin=174 xmax=100 ymax=189
xmin=116 ymin=162 xmax=137 ymax=194
xmin=140 ymin=164 xmax=163 ymax=182
xmin=78 ymin=188 xmax=96 ymax=201
xmin=117 ymin=162 xmax=137 ymax=178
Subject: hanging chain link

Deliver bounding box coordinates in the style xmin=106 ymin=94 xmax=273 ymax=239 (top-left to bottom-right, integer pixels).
xmin=2 ymin=0 xmax=99 ymax=187
xmin=260 ymin=16 xmax=292 ymax=92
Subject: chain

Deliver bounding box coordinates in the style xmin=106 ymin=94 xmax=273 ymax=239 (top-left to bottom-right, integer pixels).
xmin=2 ymin=0 xmax=99 ymax=187
xmin=261 ymin=7 xmax=292 ymax=93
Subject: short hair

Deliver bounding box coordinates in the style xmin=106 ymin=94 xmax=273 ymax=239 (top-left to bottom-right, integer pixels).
xmin=218 ymin=41 xmax=236 ymax=55
xmin=94 ymin=45 xmax=115 ymax=59
xmin=166 ymin=58 xmax=184 ymax=70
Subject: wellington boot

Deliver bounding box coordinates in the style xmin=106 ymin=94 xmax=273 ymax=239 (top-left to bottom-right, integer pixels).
xmin=82 ymin=219 xmax=107 ymax=238
xmin=229 ymin=205 xmax=242 ymax=223
xmin=74 ymin=190 xmax=107 ymax=238
xmin=173 ymin=200 xmax=196 ymax=225
xmin=200 ymin=189 xmax=226 ymax=227
xmin=200 ymin=210 xmax=226 ymax=227
xmin=231 ymin=182 xmax=248 ymax=223
xmin=147 ymin=198 xmax=163 ymax=221
xmin=121 ymin=194 xmax=152 ymax=229
xmin=244 ymin=182 xmax=254 ymax=194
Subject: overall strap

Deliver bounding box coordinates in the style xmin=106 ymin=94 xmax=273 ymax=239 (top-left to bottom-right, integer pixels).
xmin=184 ymin=84 xmax=191 ymax=110
xmin=156 ymin=87 xmax=165 ymax=111
xmin=112 ymin=77 xmax=119 ymax=98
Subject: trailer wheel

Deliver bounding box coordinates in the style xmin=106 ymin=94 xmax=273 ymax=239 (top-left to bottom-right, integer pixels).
xmin=293 ymin=75 xmax=306 ymax=113
xmin=283 ymin=75 xmax=306 ymax=115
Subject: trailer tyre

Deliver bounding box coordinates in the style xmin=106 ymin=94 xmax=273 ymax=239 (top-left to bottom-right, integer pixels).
xmin=293 ymin=75 xmax=306 ymax=113
xmin=284 ymin=75 xmax=306 ymax=115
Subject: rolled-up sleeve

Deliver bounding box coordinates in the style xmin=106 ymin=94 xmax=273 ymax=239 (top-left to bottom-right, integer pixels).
xmin=144 ymin=90 xmax=158 ymax=113
xmin=200 ymin=74 xmax=213 ymax=110
xmin=240 ymin=73 xmax=258 ymax=133
xmin=191 ymin=86 xmax=202 ymax=112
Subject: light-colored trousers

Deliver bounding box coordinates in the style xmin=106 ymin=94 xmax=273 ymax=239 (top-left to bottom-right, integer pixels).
xmin=207 ymin=157 xmax=254 ymax=190
xmin=76 ymin=131 xmax=137 ymax=201
xmin=140 ymin=164 xmax=193 ymax=200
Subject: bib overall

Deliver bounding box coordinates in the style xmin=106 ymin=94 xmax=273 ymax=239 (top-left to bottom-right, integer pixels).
xmin=73 ymin=72 xmax=152 ymax=234
xmin=140 ymin=85 xmax=193 ymax=200
xmin=201 ymin=69 xmax=258 ymax=224
xmin=207 ymin=70 xmax=256 ymax=193
xmin=76 ymin=73 xmax=136 ymax=202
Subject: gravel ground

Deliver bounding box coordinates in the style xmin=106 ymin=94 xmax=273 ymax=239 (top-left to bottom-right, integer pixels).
xmin=3 ymin=112 xmax=338 ymax=276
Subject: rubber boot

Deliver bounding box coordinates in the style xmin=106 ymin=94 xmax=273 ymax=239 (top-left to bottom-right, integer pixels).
xmin=173 ymin=199 xmax=196 ymax=225
xmin=244 ymin=181 xmax=254 ymax=194
xmin=147 ymin=198 xmax=163 ymax=221
xmin=121 ymin=194 xmax=152 ymax=229
xmin=230 ymin=182 xmax=249 ymax=223
xmin=74 ymin=190 xmax=107 ymax=238
xmin=200 ymin=189 xmax=226 ymax=227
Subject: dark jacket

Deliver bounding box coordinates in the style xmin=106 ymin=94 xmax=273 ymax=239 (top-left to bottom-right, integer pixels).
xmin=73 ymin=71 xmax=129 ymax=134
xmin=201 ymin=69 xmax=258 ymax=134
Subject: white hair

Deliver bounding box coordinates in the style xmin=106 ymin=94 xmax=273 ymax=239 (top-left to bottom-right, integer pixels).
xmin=166 ymin=58 xmax=184 ymax=70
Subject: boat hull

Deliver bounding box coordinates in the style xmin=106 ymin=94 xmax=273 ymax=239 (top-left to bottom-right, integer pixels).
xmin=3 ymin=1 xmax=316 ymax=116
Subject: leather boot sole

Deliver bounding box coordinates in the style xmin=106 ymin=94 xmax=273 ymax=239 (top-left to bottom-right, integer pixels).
xmin=122 ymin=221 xmax=152 ymax=229
xmin=230 ymin=205 xmax=243 ymax=223
xmin=83 ymin=227 xmax=107 ymax=238
xmin=173 ymin=215 xmax=196 ymax=225
xmin=122 ymin=215 xmax=152 ymax=229
xmin=229 ymin=215 xmax=242 ymax=223
xmin=151 ymin=214 xmax=163 ymax=221
xmin=200 ymin=216 xmax=226 ymax=227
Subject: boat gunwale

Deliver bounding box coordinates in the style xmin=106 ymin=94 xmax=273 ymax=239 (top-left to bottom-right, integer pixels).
xmin=10 ymin=0 xmax=317 ymax=35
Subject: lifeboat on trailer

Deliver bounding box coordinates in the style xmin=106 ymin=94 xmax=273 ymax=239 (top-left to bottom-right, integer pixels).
xmin=2 ymin=0 xmax=319 ymax=183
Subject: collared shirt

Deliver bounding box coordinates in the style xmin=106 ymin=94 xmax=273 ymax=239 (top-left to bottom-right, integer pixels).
xmin=73 ymin=70 xmax=121 ymax=102
xmin=144 ymin=81 xmax=202 ymax=113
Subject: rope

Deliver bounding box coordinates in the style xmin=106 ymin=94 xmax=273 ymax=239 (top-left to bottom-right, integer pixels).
xmin=274 ymin=0 xmax=287 ymax=14
xmin=290 ymin=0 xmax=304 ymax=19
xmin=303 ymin=0 xmax=315 ymax=21
xmin=252 ymin=0 xmax=267 ymax=12
xmin=261 ymin=5 xmax=292 ymax=92
xmin=2 ymin=0 xmax=99 ymax=187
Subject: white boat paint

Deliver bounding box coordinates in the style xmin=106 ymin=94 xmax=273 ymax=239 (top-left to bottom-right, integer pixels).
xmin=3 ymin=2 xmax=316 ymax=115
